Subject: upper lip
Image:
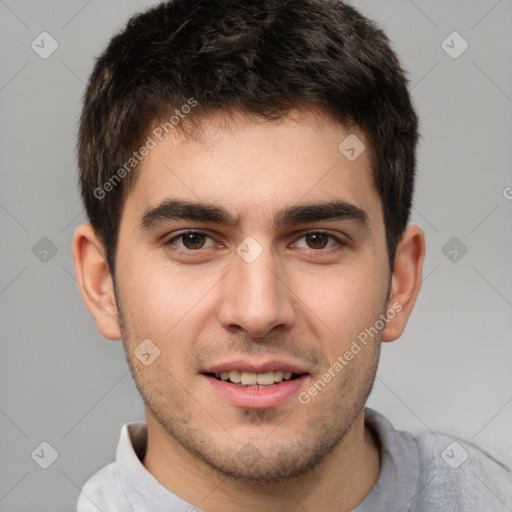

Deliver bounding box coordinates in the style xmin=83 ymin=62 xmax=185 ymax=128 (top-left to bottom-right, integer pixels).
xmin=201 ymin=359 xmax=310 ymax=375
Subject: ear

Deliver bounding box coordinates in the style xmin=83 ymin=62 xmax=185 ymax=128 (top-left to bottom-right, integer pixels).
xmin=381 ymin=224 xmax=425 ymax=342
xmin=72 ymin=223 xmax=122 ymax=340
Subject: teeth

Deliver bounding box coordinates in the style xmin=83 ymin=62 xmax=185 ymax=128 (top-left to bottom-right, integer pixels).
xmin=256 ymin=372 xmax=275 ymax=385
xmin=228 ymin=370 xmax=241 ymax=383
xmin=240 ymin=371 xmax=257 ymax=385
xmin=274 ymin=370 xmax=284 ymax=383
xmin=214 ymin=370 xmax=296 ymax=385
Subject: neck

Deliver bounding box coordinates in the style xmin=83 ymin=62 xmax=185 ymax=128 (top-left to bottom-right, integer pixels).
xmin=142 ymin=410 xmax=380 ymax=512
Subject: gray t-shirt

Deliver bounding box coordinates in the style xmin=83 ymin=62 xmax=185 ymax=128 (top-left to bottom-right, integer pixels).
xmin=77 ymin=408 xmax=512 ymax=511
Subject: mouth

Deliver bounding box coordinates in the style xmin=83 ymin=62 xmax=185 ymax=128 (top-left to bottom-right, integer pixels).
xmin=200 ymin=366 xmax=310 ymax=409
xmin=204 ymin=370 xmax=303 ymax=389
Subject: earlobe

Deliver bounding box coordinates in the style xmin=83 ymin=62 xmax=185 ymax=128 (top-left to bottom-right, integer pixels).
xmin=382 ymin=224 xmax=425 ymax=342
xmin=72 ymin=223 xmax=122 ymax=340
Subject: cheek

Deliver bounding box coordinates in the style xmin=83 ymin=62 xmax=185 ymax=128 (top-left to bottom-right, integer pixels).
xmin=116 ymin=257 xmax=218 ymax=356
xmin=305 ymin=267 xmax=388 ymax=351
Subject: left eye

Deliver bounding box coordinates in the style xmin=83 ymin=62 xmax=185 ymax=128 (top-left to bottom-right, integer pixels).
xmin=293 ymin=232 xmax=342 ymax=250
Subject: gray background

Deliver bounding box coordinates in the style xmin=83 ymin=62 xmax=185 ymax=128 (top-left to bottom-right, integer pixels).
xmin=1 ymin=0 xmax=511 ymax=510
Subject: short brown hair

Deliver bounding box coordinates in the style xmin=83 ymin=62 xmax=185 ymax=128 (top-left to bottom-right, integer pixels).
xmin=77 ymin=0 xmax=419 ymax=274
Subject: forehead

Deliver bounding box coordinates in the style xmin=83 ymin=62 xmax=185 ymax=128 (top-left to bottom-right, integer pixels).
xmin=124 ymin=108 xmax=382 ymax=228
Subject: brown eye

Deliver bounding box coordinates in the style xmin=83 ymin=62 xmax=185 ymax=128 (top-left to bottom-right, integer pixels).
xmin=292 ymin=231 xmax=345 ymax=252
xmin=305 ymin=233 xmax=329 ymax=249
xmin=181 ymin=232 xmax=207 ymax=250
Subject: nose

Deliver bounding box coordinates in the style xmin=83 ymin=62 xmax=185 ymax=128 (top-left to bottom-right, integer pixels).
xmin=216 ymin=243 xmax=296 ymax=339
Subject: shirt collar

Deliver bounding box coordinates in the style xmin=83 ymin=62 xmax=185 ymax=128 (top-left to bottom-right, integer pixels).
xmin=354 ymin=408 xmax=420 ymax=512
xmin=116 ymin=422 xmax=179 ymax=507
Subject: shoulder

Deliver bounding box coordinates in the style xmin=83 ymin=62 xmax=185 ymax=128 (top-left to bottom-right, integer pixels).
xmin=413 ymin=431 xmax=512 ymax=511
xmin=76 ymin=462 xmax=130 ymax=512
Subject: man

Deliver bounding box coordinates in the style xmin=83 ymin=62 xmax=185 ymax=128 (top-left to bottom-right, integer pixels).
xmin=73 ymin=0 xmax=512 ymax=510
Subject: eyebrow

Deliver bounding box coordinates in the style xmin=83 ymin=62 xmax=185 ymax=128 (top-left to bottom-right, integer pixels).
xmin=139 ymin=198 xmax=370 ymax=230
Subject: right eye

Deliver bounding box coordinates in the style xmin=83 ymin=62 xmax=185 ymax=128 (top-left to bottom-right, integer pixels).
xmin=162 ymin=230 xmax=216 ymax=253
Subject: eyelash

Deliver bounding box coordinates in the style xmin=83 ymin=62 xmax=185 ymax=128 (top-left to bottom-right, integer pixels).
xmin=162 ymin=230 xmax=347 ymax=256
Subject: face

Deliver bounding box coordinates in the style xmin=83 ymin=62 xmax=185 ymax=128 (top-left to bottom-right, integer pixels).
xmin=114 ymin=108 xmax=391 ymax=481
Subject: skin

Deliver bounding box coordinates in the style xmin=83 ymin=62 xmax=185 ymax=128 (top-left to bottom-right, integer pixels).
xmin=73 ymin=107 xmax=425 ymax=511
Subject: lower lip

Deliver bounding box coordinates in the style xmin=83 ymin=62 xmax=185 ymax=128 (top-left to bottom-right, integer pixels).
xmin=201 ymin=374 xmax=309 ymax=409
